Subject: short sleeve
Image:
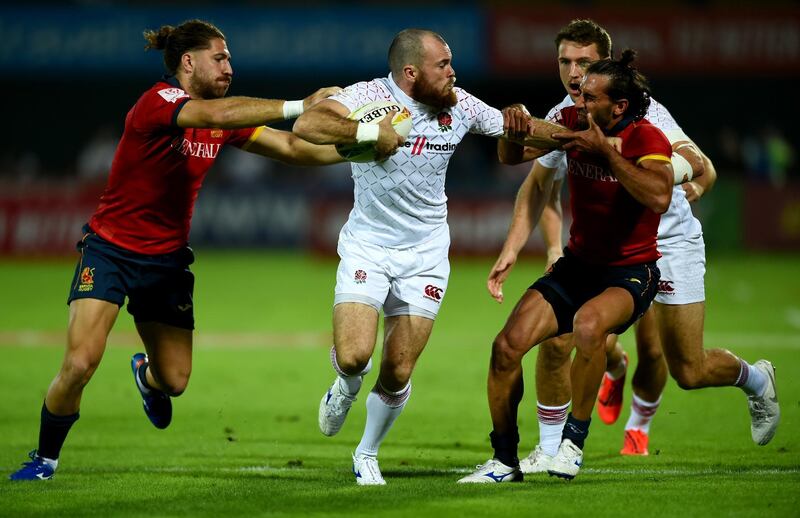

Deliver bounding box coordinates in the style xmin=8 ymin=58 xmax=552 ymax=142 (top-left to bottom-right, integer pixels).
xmin=457 ymin=89 xmax=504 ymax=137
xmin=130 ymin=86 xmax=191 ymax=133
xmin=623 ymin=124 xmax=672 ymax=164
xmin=329 ymin=80 xmax=389 ymax=113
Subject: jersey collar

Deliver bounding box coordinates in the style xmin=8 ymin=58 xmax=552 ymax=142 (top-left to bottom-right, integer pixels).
xmin=161 ymin=74 xmax=183 ymax=89
xmin=606 ymin=114 xmax=637 ymax=136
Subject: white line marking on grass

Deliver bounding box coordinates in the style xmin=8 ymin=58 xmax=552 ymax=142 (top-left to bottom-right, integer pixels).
xmin=111 ymin=465 xmax=800 ymax=476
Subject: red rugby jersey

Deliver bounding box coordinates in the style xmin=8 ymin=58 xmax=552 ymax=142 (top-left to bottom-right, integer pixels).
xmin=89 ymin=76 xmax=262 ymax=254
xmin=560 ymin=106 xmax=671 ymax=266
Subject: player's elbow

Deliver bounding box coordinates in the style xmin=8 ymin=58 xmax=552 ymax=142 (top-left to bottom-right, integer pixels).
xmin=292 ymin=114 xmax=320 ymax=144
xmin=650 ymin=171 xmax=673 ymax=213
xmin=652 ymin=192 xmax=671 ymax=214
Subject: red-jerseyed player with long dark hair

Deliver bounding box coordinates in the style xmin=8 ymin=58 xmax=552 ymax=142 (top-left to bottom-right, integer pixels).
xmin=10 ymin=19 xmax=342 ymax=481
xmin=460 ymin=50 xmax=674 ymax=483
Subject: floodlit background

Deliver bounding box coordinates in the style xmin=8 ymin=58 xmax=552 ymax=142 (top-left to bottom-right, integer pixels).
xmin=1 ymin=0 xmax=798 ymax=256
xmin=1 ymin=2 xmax=799 ymax=516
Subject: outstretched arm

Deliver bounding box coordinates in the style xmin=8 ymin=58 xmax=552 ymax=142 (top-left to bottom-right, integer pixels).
xmin=540 ymin=178 xmax=565 ymax=270
xmin=177 ymin=86 xmax=341 ymax=129
xmin=488 ymin=160 xmax=557 ymax=302
xmin=498 ymin=105 xmax=564 ymax=164
xmin=243 ymin=126 xmax=344 ymax=166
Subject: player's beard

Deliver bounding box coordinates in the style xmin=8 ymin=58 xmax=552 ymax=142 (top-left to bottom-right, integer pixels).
xmin=411 ymin=73 xmax=457 ymax=110
xmin=190 ymin=71 xmax=231 ymax=100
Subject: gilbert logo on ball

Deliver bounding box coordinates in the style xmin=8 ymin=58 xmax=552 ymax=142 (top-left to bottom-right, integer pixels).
xmin=336 ymin=100 xmax=413 ymax=162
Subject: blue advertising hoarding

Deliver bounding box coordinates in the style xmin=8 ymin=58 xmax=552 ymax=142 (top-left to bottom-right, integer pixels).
xmin=3 ymin=6 xmax=483 ymax=76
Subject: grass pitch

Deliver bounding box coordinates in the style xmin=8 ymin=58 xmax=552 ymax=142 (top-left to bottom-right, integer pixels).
xmin=1 ymin=251 xmax=798 ymax=517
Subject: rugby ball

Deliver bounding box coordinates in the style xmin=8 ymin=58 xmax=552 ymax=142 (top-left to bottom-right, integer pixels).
xmin=335 ymin=100 xmax=413 ymax=162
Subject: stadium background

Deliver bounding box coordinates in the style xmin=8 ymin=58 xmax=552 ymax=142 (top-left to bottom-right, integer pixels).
xmin=1 ymin=1 xmax=798 ymax=255
xmin=2 ymin=1 xmax=799 ymax=516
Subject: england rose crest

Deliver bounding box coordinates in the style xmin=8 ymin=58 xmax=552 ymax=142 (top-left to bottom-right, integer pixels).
xmin=437 ymin=111 xmax=452 ymax=132
xmin=354 ymin=269 xmax=367 ymax=284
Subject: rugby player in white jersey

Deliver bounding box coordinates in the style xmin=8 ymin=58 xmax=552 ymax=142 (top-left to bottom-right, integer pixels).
xmin=472 ymin=19 xmax=780 ymax=482
xmin=293 ymin=28 xmax=523 ymax=485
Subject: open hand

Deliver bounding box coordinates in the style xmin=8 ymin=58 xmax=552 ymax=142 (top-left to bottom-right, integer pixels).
xmin=487 ymin=250 xmax=517 ymax=303
xmin=552 ymin=113 xmax=611 ymax=155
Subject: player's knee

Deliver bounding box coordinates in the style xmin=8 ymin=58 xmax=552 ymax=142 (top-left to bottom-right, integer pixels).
xmin=637 ymin=339 xmax=664 ymax=364
xmin=491 ymin=332 xmax=524 ymax=371
xmin=152 ymin=367 xmax=191 ymax=397
xmin=572 ymin=311 xmax=604 ymax=349
xmin=379 ymin=362 xmax=413 ymax=389
xmin=604 ymin=336 xmax=621 ymax=355
xmin=335 ymin=351 xmax=371 ymax=376
xmin=161 ymin=374 xmax=190 ymax=397
xmin=670 ymin=364 xmax=702 ymax=390
xmin=62 ymin=354 xmax=101 ymax=388
xmin=540 ymin=337 xmax=573 ymax=367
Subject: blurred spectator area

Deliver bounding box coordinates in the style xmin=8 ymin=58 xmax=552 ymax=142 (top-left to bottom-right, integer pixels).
xmin=1 ymin=1 xmax=798 ymax=254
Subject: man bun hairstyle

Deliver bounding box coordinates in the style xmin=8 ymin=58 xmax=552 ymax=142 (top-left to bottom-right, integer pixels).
xmin=143 ymin=19 xmax=225 ymax=75
xmin=586 ymin=48 xmax=651 ymax=122
xmin=555 ymin=19 xmax=612 ymax=59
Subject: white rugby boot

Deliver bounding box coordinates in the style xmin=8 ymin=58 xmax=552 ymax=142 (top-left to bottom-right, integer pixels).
xmin=519 ymin=445 xmax=554 ymax=474
xmin=547 ymin=439 xmax=583 ymax=480
xmin=352 ymin=452 xmax=386 ymax=486
xmin=457 ymin=458 xmax=522 ymax=484
xmin=748 ymin=360 xmax=780 ymax=445
xmin=319 ymin=378 xmax=357 ymax=436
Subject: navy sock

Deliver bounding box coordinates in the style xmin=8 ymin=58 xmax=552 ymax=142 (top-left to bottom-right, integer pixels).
xmin=562 ymin=413 xmax=591 ymax=450
xmin=490 ymin=428 xmax=519 ymax=467
xmin=37 ymin=402 xmax=79 ymax=460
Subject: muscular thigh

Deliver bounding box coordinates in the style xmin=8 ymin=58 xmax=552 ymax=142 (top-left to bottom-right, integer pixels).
xmin=136 ymin=321 xmax=193 ymax=377
xmin=334 ymin=302 xmax=380 ymax=355
xmin=654 ymin=301 xmax=705 ymax=365
xmin=382 ymin=314 xmax=435 ymax=367
xmin=66 ymin=298 xmax=120 ymax=362
xmin=501 ymin=289 xmax=560 ymax=352
xmin=634 ymin=306 xmax=662 ymax=358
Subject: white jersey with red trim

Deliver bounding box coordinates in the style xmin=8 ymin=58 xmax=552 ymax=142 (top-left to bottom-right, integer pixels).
xmin=536 ymin=94 xmax=702 ymax=245
xmin=329 ymin=73 xmax=504 ymax=247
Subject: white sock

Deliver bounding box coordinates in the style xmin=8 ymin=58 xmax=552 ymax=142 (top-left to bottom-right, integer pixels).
xmin=354 ymin=381 xmax=411 ymax=457
xmin=624 ymin=393 xmax=661 ymax=434
xmin=537 ymin=401 xmax=569 ymax=457
xmin=606 ymin=354 xmax=627 ymax=381
xmin=735 ymin=358 xmax=768 ymax=396
xmin=330 ymin=346 xmax=372 ymax=396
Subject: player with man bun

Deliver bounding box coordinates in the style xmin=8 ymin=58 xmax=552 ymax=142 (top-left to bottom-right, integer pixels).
xmin=487 ymin=19 xmax=780 ymax=478
xmin=10 ymin=19 xmax=342 ymax=481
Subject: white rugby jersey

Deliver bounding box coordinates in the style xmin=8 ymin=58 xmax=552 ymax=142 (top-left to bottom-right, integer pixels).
xmin=536 ymin=94 xmax=702 ymax=246
xmin=330 ymin=74 xmax=504 ymax=247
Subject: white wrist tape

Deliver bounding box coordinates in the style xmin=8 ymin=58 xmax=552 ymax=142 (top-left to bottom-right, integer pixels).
xmin=282 ymin=100 xmax=304 ymax=120
xmin=671 ymin=152 xmax=694 ymax=185
xmin=356 ymin=123 xmax=380 ymax=143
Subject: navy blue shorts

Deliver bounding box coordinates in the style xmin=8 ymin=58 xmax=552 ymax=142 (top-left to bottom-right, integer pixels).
xmin=67 ymin=225 xmax=196 ymax=330
xmin=531 ymin=248 xmax=659 ymax=336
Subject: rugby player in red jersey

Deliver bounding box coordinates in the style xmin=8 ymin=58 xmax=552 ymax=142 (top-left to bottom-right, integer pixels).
xmin=10 ymin=19 xmax=344 ymax=481
xmin=460 ymin=50 xmax=673 ymax=483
